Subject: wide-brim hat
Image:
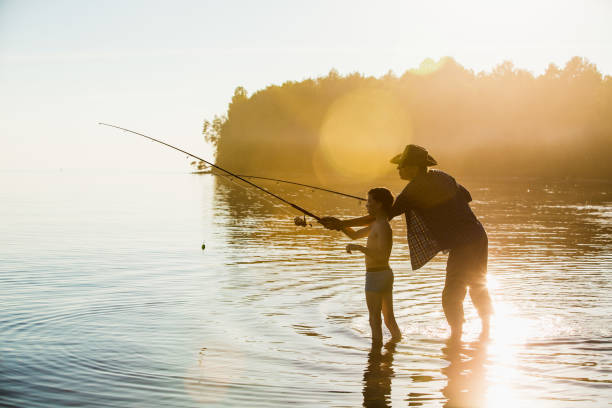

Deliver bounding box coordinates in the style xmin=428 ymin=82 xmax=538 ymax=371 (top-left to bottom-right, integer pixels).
xmin=390 ymin=144 xmax=437 ymax=167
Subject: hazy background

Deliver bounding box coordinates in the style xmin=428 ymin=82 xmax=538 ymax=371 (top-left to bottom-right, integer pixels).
xmin=1 ymin=0 xmax=612 ymax=172
xmin=207 ymin=58 xmax=612 ymax=181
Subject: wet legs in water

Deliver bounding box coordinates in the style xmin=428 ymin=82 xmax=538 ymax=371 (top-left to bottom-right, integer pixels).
xmin=444 ymin=236 xmax=492 ymax=342
xmin=443 ymin=280 xmax=492 ymax=342
xmin=366 ymin=290 xmax=402 ymax=345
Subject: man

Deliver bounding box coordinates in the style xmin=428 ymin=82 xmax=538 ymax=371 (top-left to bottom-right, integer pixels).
xmin=321 ymin=144 xmax=492 ymax=341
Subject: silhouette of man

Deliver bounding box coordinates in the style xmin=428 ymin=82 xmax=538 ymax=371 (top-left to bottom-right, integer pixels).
xmin=321 ymin=144 xmax=492 ymax=341
xmin=441 ymin=340 xmax=488 ymax=407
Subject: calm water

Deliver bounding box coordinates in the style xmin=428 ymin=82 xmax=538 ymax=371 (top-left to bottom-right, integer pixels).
xmin=1 ymin=170 xmax=611 ymax=407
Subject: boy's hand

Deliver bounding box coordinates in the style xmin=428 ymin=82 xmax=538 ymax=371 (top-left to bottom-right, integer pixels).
xmin=346 ymin=243 xmax=359 ymax=254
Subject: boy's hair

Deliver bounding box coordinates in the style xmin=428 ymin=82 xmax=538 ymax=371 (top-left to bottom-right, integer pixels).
xmin=368 ymin=188 xmax=394 ymax=216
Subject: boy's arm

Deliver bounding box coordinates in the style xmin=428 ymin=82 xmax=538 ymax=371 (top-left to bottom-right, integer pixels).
xmin=347 ymin=244 xmax=389 ymax=263
xmin=347 ymin=225 xmax=392 ymax=263
xmin=320 ymin=215 xmax=375 ymax=230
xmin=342 ymin=215 xmax=376 ymax=228
xmin=341 ymin=226 xmax=371 ymax=240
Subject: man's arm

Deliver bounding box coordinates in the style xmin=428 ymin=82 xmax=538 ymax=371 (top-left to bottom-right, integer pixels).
xmin=388 ymin=188 xmax=412 ymax=220
xmin=458 ymin=184 xmax=472 ymax=203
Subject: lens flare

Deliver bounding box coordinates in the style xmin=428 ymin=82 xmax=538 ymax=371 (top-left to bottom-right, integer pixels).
xmin=315 ymin=88 xmax=412 ymax=181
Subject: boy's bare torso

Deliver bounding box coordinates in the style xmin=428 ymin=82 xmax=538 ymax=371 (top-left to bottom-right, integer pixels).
xmin=365 ymin=219 xmax=393 ymax=270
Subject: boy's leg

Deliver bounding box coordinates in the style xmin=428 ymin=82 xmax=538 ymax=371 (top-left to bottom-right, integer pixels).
xmin=365 ymin=291 xmax=383 ymax=345
xmin=381 ymin=290 xmax=402 ymax=340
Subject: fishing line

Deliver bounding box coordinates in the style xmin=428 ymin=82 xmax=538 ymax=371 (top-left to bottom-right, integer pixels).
xmin=234 ymin=175 xmax=364 ymax=202
xmin=209 ymin=168 xmax=298 ymax=219
xmin=99 ymin=122 xmax=324 ymax=223
xmin=193 ymin=165 xmax=366 ymax=202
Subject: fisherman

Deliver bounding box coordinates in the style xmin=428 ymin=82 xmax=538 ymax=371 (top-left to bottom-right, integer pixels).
xmin=321 ymin=145 xmax=492 ymax=342
xmin=341 ymin=188 xmax=402 ymax=345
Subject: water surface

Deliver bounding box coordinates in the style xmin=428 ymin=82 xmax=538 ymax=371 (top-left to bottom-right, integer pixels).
xmin=1 ymin=170 xmax=610 ymax=407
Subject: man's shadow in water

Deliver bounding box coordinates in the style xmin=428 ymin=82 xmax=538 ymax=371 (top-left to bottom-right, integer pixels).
xmin=361 ymin=339 xmax=489 ymax=408
xmin=362 ymin=340 xmax=397 ymax=408
xmin=441 ymin=339 xmax=489 ymax=408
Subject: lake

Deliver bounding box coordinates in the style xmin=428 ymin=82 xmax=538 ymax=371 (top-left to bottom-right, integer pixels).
xmin=1 ymin=170 xmax=610 ymax=407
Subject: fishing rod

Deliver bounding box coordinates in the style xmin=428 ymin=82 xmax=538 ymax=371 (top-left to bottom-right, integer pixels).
xmin=195 ymin=166 xmax=365 ymax=201
xmin=232 ymin=175 xmax=364 ymax=202
xmin=192 ymin=163 xmax=365 ymax=202
xmin=98 ymin=122 xmax=324 ymax=223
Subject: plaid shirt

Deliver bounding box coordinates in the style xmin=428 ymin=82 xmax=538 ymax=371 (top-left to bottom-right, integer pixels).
xmin=406 ymin=209 xmax=441 ymax=270
xmin=390 ymin=170 xmax=482 ymax=270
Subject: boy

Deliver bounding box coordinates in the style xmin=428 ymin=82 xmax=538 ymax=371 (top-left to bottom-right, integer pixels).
xmin=342 ymin=188 xmax=402 ymax=345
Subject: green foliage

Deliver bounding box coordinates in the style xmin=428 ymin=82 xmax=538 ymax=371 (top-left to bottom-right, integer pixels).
xmin=202 ymin=115 xmax=226 ymax=151
xmin=203 ymin=58 xmax=612 ymax=178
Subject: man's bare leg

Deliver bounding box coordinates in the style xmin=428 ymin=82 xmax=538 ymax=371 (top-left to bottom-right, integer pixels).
xmin=479 ymin=315 xmax=490 ymax=340
xmin=469 ymin=283 xmax=492 ymax=341
xmin=366 ymin=291 xmax=383 ymax=345
xmin=443 ymin=279 xmax=467 ymax=343
xmin=381 ymin=290 xmax=402 ymax=341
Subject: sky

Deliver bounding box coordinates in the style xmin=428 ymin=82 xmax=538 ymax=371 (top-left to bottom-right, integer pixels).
xmin=1 ymin=0 xmax=611 ymax=171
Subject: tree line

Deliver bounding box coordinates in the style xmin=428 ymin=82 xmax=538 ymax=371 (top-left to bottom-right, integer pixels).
xmin=201 ymin=57 xmax=612 ymax=179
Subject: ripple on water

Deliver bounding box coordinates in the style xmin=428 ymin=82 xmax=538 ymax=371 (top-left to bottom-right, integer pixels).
xmin=1 ymin=172 xmax=610 ymax=407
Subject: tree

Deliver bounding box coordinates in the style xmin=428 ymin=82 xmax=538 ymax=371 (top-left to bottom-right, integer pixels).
xmin=202 ymin=114 xmax=226 ymax=153
xmin=201 ymin=57 xmax=611 ymax=178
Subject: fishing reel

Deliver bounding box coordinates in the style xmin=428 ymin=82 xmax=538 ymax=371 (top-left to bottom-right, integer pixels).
xmin=293 ymin=215 xmax=312 ymax=227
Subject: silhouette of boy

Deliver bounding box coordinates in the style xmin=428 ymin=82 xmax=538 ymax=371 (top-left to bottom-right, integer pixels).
xmin=342 ymin=188 xmax=402 ymax=345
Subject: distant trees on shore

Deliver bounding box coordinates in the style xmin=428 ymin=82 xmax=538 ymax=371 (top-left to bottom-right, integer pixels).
xmin=201 ymin=57 xmax=612 ymax=179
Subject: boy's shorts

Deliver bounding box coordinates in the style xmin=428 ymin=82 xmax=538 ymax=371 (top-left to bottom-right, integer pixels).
xmin=365 ymin=269 xmax=394 ymax=293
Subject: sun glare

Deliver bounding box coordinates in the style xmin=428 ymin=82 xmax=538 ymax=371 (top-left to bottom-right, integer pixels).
xmin=315 ymin=88 xmax=412 ymax=181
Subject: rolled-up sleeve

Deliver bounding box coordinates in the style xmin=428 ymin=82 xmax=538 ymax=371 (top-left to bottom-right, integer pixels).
xmin=458 ymin=184 xmax=472 ymax=203
xmin=389 ymin=188 xmax=413 ymax=220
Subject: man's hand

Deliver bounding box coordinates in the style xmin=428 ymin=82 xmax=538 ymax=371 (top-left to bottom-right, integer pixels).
xmin=320 ymin=216 xmax=343 ymax=230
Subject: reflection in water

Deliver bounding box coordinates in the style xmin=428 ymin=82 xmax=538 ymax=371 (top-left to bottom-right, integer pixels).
xmin=441 ymin=340 xmax=488 ymax=408
xmin=363 ymin=340 xmax=397 ymax=407
xmin=1 ymin=172 xmax=610 ymax=407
